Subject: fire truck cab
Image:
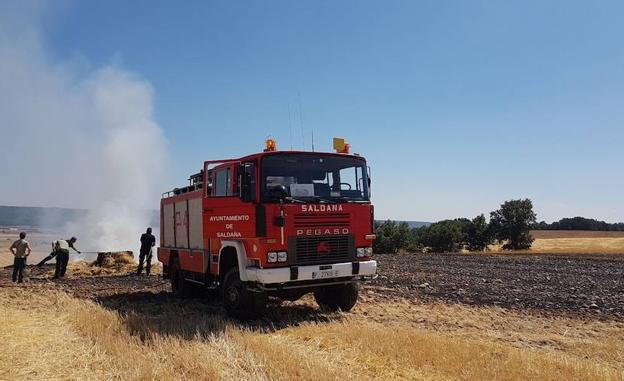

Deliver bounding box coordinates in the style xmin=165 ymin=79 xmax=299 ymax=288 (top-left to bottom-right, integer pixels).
xmin=158 ymin=139 xmax=377 ymax=319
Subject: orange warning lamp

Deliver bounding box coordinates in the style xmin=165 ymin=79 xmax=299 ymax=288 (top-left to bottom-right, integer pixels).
xmin=264 ymin=138 xmax=277 ymax=152
xmin=333 ymin=137 xmax=350 ymax=154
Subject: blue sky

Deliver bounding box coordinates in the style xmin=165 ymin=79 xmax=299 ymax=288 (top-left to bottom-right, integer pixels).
xmin=23 ymin=1 xmax=624 ymax=221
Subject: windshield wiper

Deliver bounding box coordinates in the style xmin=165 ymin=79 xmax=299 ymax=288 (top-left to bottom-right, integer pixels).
xmin=284 ymin=196 xmax=306 ymax=204
xmin=312 ymin=196 xmax=337 ymax=204
xmin=333 ymin=196 xmax=367 ymax=203
xmin=285 ymin=196 xmax=337 ymax=204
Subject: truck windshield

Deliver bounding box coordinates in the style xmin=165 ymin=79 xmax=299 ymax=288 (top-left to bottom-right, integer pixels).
xmin=261 ymin=153 xmax=370 ymax=203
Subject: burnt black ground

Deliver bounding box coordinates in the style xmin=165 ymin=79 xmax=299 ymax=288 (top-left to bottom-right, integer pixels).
xmin=2 ymin=253 xmax=624 ymax=321
xmin=372 ymin=253 xmax=624 ymax=320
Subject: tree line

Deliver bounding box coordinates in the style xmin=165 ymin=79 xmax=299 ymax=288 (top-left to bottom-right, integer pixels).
xmin=374 ymin=199 xmax=537 ymax=253
xmin=533 ymin=217 xmax=624 ymax=232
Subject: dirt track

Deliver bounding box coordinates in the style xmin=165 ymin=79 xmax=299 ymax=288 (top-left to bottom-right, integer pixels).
xmin=2 ymin=253 xmax=623 ymax=320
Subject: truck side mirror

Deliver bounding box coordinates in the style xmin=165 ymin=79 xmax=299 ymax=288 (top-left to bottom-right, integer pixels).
xmin=367 ymin=165 xmax=372 ymax=198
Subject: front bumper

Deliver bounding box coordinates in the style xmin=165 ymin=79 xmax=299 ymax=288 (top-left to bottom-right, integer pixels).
xmin=245 ymin=260 xmax=377 ymax=284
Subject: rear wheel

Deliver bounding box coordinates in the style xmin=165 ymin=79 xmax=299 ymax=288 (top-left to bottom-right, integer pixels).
xmin=222 ymin=268 xmax=266 ymax=320
xmin=314 ymin=283 xmax=359 ymax=312
xmin=170 ymin=257 xmax=189 ymax=297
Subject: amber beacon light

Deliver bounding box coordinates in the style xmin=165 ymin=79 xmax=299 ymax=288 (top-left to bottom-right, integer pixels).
xmin=264 ymin=138 xmax=277 ymax=152
xmin=333 ymin=137 xmax=350 ymax=154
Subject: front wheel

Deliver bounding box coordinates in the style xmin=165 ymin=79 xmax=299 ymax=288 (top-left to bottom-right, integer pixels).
xmin=314 ymin=283 xmax=359 ymax=312
xmin=222 ymin=268 xmax=266 ymax=320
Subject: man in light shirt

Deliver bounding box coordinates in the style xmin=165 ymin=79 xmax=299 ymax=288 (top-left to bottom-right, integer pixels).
xmin=52 ymin=237 xmax=79 ymax=279
xmin=37 ymin=236 xmax=81 ymax=267
xmin=9 ymin=232 xmax=31 ymax=283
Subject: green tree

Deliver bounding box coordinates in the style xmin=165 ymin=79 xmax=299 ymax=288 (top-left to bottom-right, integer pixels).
xmin=465 ymin=214 xmax=493 ymax=251
xmin=408 ymin=226 xmax=428 ymax=252
xmin=421 ymin=219 xmax=466 ymax=252
xmin=373 ymin=220 xmax=415 ymax=253
xmin=393 ymin=221 xmax=412 ymax=251
xmin=373 ymin=220 xmax=398 ymax=253
xmin=489 ymin=199 xmax=537 ymax=250
xmin=454 ymin=218 xmax=472 ymax=247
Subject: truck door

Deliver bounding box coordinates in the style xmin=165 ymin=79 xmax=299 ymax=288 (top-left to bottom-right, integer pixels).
xmin=204 ymin=163 xmax=257 ymax=252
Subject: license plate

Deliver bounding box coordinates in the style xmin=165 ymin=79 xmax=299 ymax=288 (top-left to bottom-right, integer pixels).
xmin=312 ymin=270 xmax=340 ymax=279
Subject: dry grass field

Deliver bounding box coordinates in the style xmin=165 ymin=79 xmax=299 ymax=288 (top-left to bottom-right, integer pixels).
xmin=1 ymin=231 xmax=624 ymax=380
xmin=1 ymin=285 xmax=623 ymax=381
xmin=528 ymin=230 xmax=624 ymax=254
xmin=487 ymin=230 xmax=624 ymax=254
xmin=531 ymin=230 xmax=624 ymax=239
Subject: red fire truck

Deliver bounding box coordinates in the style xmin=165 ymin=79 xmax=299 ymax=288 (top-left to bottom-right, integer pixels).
xmin=158 ymin=139 xmax=377 ymax=319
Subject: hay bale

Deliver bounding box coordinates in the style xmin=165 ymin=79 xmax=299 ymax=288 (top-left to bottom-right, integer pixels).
xmin=95 ymin=251 xmax=134 ymax=267
xmin=110 ymin=251 xmax=134 ymax=264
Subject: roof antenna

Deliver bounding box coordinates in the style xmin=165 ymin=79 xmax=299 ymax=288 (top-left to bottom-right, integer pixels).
xmin=298 ymin=93 xmax=305 ymax=150
xmin=311 ymin=129 xmax=315 ymax=152
xmin=288 ymin=103 xmax=293 ymax=150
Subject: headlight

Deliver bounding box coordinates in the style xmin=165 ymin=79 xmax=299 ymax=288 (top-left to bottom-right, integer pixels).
xmin=356 ymin=247 xmax=373 ymax=258
xmin=267 ymin=251 xmax=278 ymax=263
xmin=277 ymin=251 xmax=288 ymax=262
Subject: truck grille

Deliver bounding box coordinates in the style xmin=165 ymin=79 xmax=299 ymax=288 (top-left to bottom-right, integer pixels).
xmin=290 ymin=235 xmax=354 ymax=266
xmin=293 ymin=213 xmax=350 ymax=229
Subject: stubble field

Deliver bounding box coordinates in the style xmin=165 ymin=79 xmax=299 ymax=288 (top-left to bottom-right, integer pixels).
xmin=0 ymin=231 xmax=623 ymax=380
xmin=526 ymin=230 xmax=624 ymax=254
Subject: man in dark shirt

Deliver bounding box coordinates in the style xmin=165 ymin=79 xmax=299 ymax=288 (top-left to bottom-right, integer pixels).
xmin=136 ymin=227 xmax=156 ymax=275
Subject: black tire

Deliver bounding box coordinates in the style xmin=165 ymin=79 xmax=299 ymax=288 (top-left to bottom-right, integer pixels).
xmin=170 ymin=257 xmax=189 ymax=297
xmin=222 ymin=268 xmax=266 ymax=320
xmin=276 ymin=289 xmax=308 ymax=302
xmin=314 ymin=283 xmax=359 ymax=312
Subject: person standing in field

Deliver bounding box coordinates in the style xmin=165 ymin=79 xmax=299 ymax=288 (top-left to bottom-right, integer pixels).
xmin=9 ymin=232 xmax=31 ymax=283
xmin=136 ymin=227 xmax=156 ymax=276
xmin=52 ymin=237 xmax=80 ymax=279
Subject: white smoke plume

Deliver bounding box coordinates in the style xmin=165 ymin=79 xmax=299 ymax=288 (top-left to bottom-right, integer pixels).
xmin=0 ymin=3 xmax=169 ymax=254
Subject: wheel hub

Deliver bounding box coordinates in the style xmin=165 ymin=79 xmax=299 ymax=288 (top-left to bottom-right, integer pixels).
xmin=227 ymin=286 xmax=240 ymax=305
